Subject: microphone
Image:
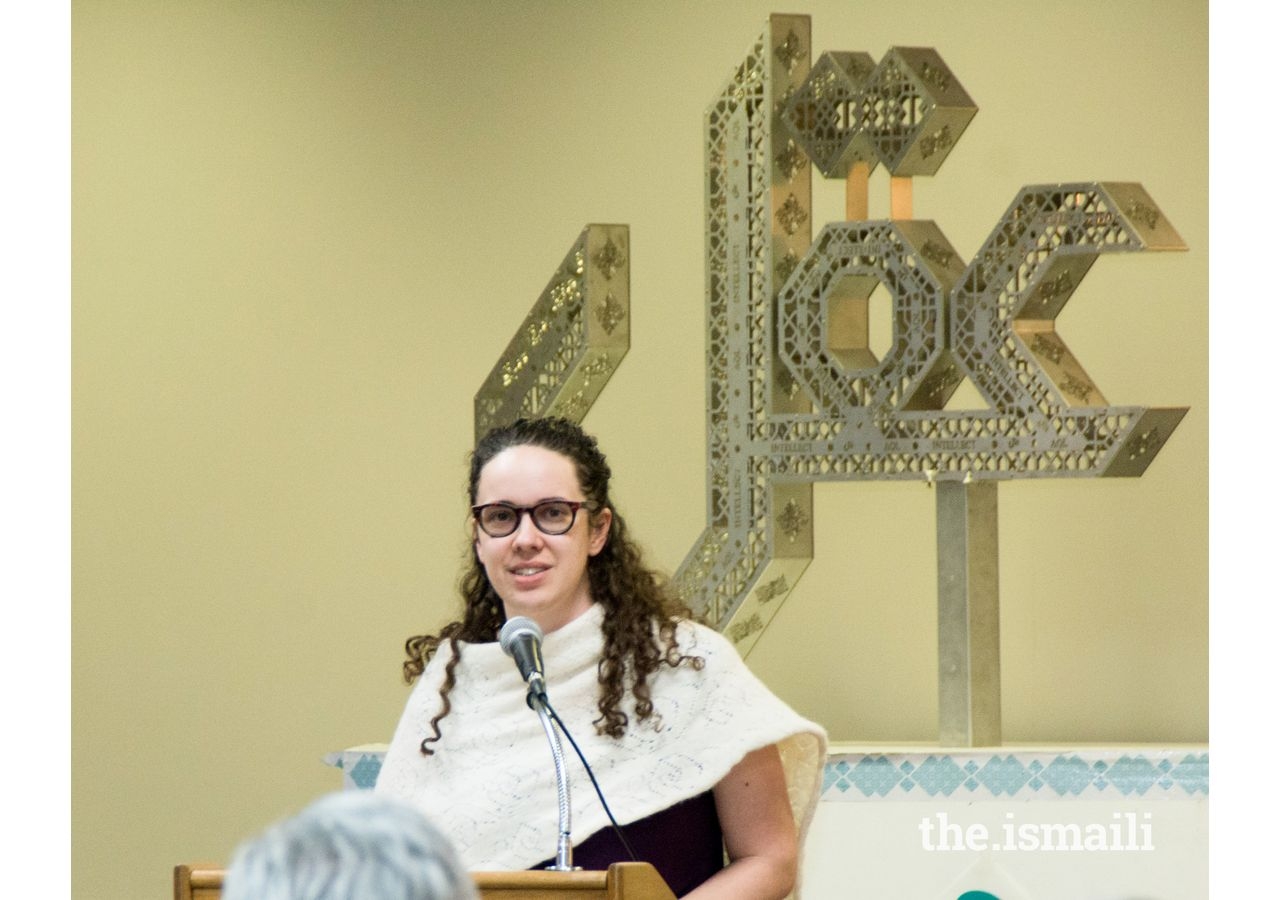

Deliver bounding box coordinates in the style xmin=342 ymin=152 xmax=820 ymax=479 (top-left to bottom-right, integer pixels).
xmin=499 ymin=616 xmax=574 ymax=870
xmin=499 ymin=616 xmax=637 ymax=868
xmin=499 ymin=616 xmax=548 ymax=705
xmin=497 ymin=614 xmax=635 ymax=868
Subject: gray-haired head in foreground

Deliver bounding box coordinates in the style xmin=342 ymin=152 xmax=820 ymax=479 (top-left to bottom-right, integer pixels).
xmin=222 ymin=791 xmax=477 ymax=900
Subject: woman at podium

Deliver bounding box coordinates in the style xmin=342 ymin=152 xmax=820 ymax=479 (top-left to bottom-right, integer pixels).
xmin=376 ymin=418 xmax=826 ymax=898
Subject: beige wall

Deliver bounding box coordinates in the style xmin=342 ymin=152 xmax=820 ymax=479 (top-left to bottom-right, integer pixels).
xmin=72 ymin=1 xmax=1207 ymax=898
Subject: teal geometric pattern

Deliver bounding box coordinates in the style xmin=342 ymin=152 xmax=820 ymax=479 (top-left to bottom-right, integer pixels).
xmin=347 ymin=754 xmax=382 ymax=789
xmin=820 ymin=750 xmax=1208 ymax=801
xmin=322 ymin=749 xmax=388 ymax=791
xmin=326 ymin=746 xmax=1209 ymax=800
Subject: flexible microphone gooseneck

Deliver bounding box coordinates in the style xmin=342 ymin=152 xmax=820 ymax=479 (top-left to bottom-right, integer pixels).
xmin=497 ymin=616 xmax=639 ymax=867
xmin=544 ymin=704 xmax=639 ymax=864
xmin=499 ymin=617 xmax=573 ymax=869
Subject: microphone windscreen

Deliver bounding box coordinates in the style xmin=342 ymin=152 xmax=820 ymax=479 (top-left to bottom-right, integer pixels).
xmin=499 ymin=616 xmax=543 ymax=657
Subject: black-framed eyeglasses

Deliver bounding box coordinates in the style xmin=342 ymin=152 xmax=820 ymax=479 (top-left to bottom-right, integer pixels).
xmin=471 ymin=500 xmax=592 ymax=538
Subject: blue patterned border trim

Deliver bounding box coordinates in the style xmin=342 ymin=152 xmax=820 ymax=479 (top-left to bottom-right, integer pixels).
xmin=323 ymin=750 xmax=386 ymax=790
xmin=326 ymin=746 xmax=1209 ymax=801
xmin=820 ymin=750 xmax=1208 ymax=802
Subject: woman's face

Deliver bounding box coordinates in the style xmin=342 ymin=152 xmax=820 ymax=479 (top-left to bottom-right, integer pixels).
xmin=473 ymin=443 xmax=612 ymax=633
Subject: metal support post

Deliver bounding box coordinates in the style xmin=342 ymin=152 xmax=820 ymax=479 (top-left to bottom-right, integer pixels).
xmin=936 ymin=480 xmax=1001 ymax=746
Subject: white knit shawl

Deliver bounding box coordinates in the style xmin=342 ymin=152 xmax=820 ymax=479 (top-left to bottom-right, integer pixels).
xmin=375 ymin=603 xmax=827 ymax=890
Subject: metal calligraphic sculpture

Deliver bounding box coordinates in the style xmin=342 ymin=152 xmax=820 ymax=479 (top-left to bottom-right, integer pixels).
xmin=473 ymin=224 xmax=631 ymax=442
xmin=473 ymin=15 xmax=1186 ymax=746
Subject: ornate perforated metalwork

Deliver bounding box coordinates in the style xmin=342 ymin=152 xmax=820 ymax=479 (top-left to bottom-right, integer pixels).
xmin=667 ymin=15 xmax=818 ymax=652
xmin=664 ymin=18 xmax=1187 ymax=654
xmin=473 ymin=225 xmax=629 ymax=440
xmin=766 ymin=183 xmax=1188 ymax=485
xmin=777 ymin=220 xmax=961 ymax=416
xmin=781 ymin=47 xmax=976 ymax=177
xmin=779 ymin=51 xmax=878 ymax=177
xmin=949 ymin=182 xmax=1186 ymax=424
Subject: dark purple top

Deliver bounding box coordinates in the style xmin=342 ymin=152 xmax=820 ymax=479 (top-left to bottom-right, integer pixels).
xmin=532 ymin=790 xmax=725 ymax=896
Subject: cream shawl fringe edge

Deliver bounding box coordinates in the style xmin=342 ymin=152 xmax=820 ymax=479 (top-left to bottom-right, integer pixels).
xmin=376 ymin=603 xmax=828 ymax=896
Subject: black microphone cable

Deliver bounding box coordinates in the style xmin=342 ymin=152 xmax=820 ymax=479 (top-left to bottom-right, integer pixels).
xmin=500 ymin=616 xmax=639 ymax=863
xmin=538 ymin=697 xmax=640 ymax=863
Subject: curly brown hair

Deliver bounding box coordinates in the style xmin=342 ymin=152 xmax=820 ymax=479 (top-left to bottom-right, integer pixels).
xmin=402 ymin=417 xmax=703 ymax=754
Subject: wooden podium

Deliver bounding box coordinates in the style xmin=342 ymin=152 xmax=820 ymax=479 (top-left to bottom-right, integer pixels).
xmin=174 ymin=861 xmax=677 ymax=900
